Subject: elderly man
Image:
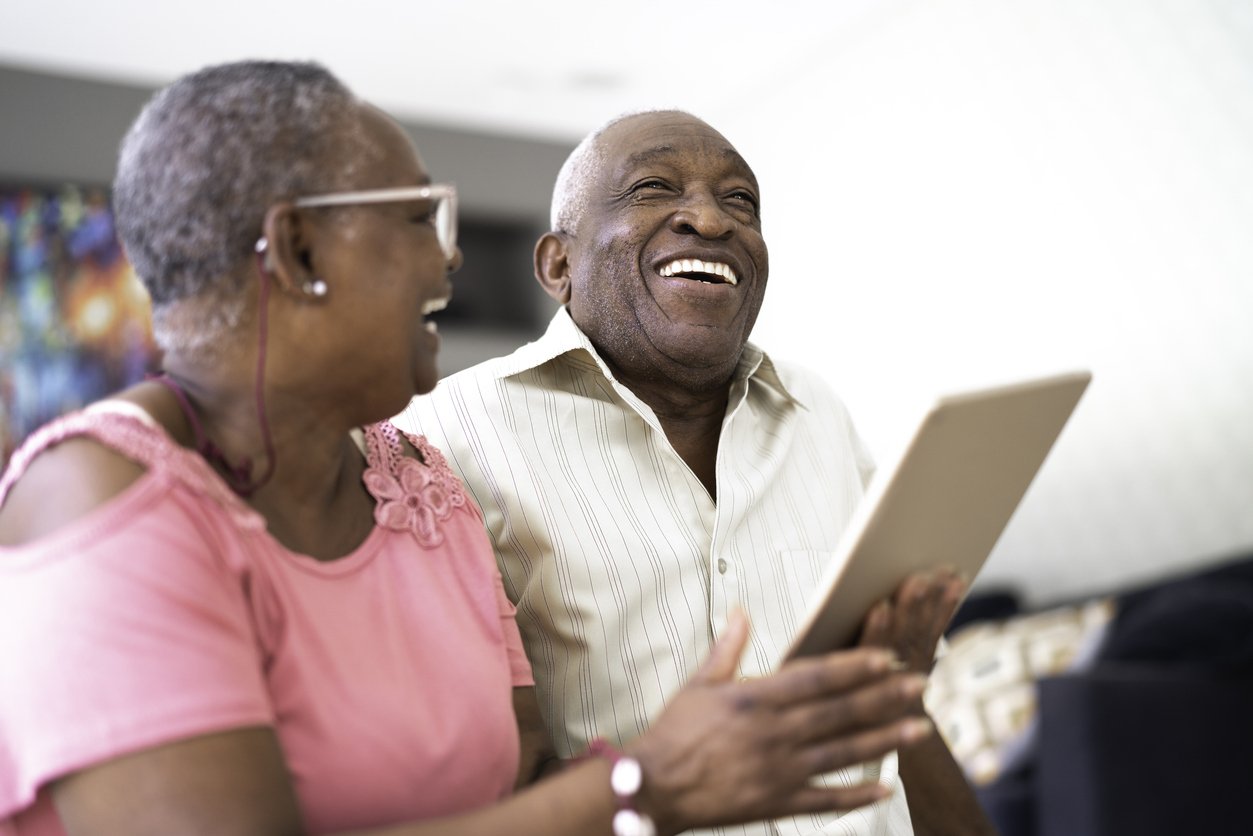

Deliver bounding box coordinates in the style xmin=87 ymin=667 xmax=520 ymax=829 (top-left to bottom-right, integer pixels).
xmin=397 ymin=110 xmax=993 ymax=836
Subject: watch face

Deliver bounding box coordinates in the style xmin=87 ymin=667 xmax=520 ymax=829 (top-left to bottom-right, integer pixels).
xmin=611 ymin=756 xmax=644 ymax=796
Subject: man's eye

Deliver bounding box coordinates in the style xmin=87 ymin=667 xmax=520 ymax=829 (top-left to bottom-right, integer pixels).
xmin=630 ymin=179 xmax=671 ymax=193
xmin=727 ymin=191 xmax=760 ymax=212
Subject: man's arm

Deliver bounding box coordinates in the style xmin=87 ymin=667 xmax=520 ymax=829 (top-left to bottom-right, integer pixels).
xmin=859 ymin=571 xmax=998 ymax=836
xmin=512 ymin=686 xmax=562 ymax=787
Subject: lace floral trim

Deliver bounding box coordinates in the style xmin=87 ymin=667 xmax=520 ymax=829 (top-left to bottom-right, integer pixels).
xmin=361 ymin=423 xmax=467 ymax=548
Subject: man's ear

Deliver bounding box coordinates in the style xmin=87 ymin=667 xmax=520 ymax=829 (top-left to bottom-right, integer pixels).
xmin=261 ymin=203 xmax=320 ymax=298
xmin=534 ymin=232 xmax=572 ymax=304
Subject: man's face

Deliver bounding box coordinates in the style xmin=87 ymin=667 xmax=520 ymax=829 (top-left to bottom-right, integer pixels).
xmin=564 ymin=112 xmax=769 ymax=386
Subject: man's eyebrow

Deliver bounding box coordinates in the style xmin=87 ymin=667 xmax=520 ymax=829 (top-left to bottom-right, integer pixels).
xmin=619 ymin=145 xmax=757 ymax=182
xmin=621 ymin=146 xmax=676 ymax=169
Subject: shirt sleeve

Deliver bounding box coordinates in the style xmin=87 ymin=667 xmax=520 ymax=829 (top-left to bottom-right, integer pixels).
xmin=493 ymin=567 xmax=534 ymax=687
xmin=0 ymin=479 xmax=273 ymax=819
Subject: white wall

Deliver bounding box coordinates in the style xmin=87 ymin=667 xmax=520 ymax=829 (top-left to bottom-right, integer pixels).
xmin=712 ymin=0 xmax=1253 ymax=604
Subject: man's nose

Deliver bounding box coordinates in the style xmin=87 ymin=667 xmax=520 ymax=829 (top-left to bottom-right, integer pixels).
xmin=446 ymin=245 xmax=464 ymax=274
xmin=668 ymin=191 xmax=736 ymax=240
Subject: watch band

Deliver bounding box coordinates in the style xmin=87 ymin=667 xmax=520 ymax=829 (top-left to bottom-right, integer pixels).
xmin=586 ymin=738 xmax=658 ymax=836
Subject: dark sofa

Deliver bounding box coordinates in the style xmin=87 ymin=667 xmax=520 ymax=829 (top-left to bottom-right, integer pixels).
xmin=965 ymin=553 xmax=1253 ymax=836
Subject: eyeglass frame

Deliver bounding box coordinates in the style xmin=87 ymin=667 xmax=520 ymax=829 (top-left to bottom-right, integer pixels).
xmin=292 ymin=184 xmax=459 ymax=261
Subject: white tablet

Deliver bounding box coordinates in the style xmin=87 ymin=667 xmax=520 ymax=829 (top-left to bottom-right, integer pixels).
xmin=779 ymin=370 xmax=1092 ymax=664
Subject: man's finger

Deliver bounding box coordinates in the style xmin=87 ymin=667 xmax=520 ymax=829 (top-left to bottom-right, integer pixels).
xmin=858 ymin=599 xmax=893 ymax=647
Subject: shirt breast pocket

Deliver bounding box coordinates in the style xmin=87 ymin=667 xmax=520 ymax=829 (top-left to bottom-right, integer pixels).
xmin=777 ymin=549 xmax=837 ymax=635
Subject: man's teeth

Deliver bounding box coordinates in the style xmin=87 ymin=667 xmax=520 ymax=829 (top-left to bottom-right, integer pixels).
xmin=421 ymin=297 xmax=449 ymax=316
xmin=658 ymin=259 xmax=738 ymax=286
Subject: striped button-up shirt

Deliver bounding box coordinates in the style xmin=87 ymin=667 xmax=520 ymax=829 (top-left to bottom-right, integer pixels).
xmin=396 ymin=308 xmax=914 ymax=835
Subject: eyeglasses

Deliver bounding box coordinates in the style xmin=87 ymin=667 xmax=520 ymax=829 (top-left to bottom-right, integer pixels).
xmin=293 ymin=184 xmax=458 ymax=260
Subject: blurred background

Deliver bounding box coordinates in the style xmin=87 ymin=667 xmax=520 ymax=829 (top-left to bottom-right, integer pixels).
xmin=2 ymin=0 xmax=1250 ymax=609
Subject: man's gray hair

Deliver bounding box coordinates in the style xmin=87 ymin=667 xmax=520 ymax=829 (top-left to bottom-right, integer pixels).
xmin=113 ymin=60 xmax=373 ymax=349
xmin=550 ymin=109 xmax=687 ymax=235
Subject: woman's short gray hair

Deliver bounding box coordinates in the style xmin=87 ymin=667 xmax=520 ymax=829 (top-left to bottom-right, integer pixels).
xmin=113 ymin=60 xmax=373 ymax=346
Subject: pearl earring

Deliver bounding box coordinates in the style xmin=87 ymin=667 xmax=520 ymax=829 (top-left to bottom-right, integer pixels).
xmin=303 ymin=279 xmax=328 ymax=297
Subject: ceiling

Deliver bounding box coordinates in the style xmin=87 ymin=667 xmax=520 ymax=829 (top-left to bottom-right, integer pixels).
xmin=0 ymin=0 xmax=886 ymax=142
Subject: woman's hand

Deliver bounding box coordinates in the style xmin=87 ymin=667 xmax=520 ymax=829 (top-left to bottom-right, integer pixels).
xmin=624 ymin=610 xmax=934 ymax=835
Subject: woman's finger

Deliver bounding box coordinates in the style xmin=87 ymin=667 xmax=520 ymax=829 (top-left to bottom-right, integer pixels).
xmin=777 ymin=781 xmax=895 ymax=819
xmin=742 ymin=647 xmax=899 ymax=708
xmin=801 ymin=714 xmax=934 ymax=777
xmin=689 ymin=609 xmax=750 ymax=685
xmin=786 ymin=672 xmax=928 ymax=746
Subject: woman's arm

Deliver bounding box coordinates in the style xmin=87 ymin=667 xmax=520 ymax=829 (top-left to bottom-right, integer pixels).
xmin=53 ymin=613 xmax=932 ymax=836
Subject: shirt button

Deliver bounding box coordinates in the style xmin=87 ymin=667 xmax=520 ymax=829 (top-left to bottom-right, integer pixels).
xmin=717 ymin=558 xmax=728 ymax=574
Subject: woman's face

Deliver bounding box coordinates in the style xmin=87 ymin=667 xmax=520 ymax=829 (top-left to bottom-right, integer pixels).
xmin=301 ymin=106 xmax=461 ymax=413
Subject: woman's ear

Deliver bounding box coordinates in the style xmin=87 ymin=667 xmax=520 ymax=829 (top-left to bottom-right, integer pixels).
xmin=533 ymin=232 xmax=572 ymax=304
xmin=261 ymin=203 xmax=324 ymax=299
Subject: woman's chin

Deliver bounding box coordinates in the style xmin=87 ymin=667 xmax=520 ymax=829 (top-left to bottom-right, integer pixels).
xmin=412 ymin=365 xmax=440 ymax=398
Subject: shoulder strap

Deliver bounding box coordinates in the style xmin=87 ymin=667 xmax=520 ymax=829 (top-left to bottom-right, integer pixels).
xmin=363 ymin=420 xmax=407 ymax=473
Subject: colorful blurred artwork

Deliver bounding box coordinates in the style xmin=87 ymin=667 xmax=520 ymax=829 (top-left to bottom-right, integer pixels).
xmin=0 ymin=185 xmax=157 ymax=465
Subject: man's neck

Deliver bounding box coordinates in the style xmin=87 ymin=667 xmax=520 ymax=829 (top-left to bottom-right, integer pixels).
xmin=606 ymin=361 xmax=734 ymax=501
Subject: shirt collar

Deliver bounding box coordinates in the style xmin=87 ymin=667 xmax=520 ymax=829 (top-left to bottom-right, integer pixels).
xmin=486 ymin=307 xmax=807 ymax=410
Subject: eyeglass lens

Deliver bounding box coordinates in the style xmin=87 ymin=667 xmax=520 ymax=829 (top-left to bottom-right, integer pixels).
xmin=434 ymin=195 xmax=457 ymax=260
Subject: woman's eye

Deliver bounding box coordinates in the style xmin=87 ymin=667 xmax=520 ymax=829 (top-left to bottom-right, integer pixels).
xmin=408 ymin=203 xmax=437 ymax=224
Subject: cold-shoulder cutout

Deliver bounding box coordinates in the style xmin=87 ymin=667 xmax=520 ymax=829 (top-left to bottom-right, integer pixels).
xmin=0 ymin=434 xmax=150 ymax=547
xmin=0 ymin=401 xmax=230 ymax=547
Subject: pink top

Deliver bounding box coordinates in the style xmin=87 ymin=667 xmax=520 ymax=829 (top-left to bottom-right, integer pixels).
xmin=0 ymin=404 xmax=533 ymax=835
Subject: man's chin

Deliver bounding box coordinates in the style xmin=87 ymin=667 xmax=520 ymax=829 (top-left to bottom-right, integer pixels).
xmin=659 ymin=322 xmax=748 ymax=359
xmin=653 ymin=333 xmax=747 ymax=382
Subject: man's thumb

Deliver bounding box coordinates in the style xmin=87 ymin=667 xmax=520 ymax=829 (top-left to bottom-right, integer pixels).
xmin=693 ymin=609 xmax=750 ymax=684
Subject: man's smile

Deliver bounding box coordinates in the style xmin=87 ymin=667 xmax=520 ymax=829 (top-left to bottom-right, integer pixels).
xmin=655 ymin=257 xmax=740 ymax=286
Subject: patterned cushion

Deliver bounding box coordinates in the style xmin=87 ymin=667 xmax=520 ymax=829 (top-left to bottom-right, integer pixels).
xmin=926 ymin=598 xmax=1115 ymax=784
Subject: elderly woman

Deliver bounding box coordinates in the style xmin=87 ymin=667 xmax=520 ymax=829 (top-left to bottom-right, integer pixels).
xmin=0 ymin=61 xmax=932 ymax=835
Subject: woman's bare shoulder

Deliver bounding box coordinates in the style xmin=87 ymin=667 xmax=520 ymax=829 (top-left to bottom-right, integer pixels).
xmin=0 ymin=386 xmax=183 ymax=547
